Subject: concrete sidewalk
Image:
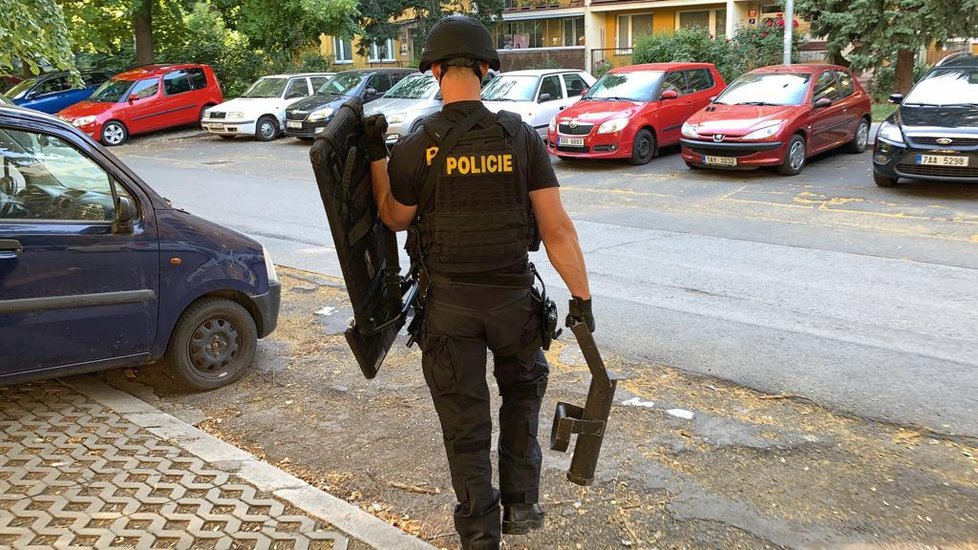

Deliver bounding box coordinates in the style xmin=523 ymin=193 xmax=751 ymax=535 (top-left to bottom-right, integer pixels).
xmin=0 ymin=378 xmax=434 ymax=550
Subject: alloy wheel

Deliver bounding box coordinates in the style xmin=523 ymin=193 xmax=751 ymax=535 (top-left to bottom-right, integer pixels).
xmin=789 ymin=140 xmax=806 ymax=171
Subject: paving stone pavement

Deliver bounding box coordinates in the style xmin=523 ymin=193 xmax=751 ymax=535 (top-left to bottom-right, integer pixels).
xmin=0 ymin=381 xmax=366 ymax=550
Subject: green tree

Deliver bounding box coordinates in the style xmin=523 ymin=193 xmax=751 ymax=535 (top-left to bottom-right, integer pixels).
xmin=218 ymin=0 xmax=359 ymax=55
xmin=59 ymin=0 xmax=190 ymax=67
xmin=795 ymin=0 xmax=978 ymax=94
xmin=0 ymin=0 xmax=76 ymax=76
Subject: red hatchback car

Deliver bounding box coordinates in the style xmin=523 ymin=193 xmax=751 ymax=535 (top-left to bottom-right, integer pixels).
xmin=547 ymin=62 xmax=725 ymax=165
xmin=58 ymin=64 xmax=223 ymax=146
xmin=680 ymin=64 xmax=871 ymax=175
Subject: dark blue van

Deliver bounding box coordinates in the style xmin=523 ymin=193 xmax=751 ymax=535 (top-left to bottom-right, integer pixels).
xmin=0 ymin=104 xmax=280 ymax=389
xmin=6 ymin=71 xmax=112 ymax=114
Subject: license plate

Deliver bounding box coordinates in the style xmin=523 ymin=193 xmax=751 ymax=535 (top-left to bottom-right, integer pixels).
xmin=916 ymin=154 xmax=969 ymax=166
xmin=558 ymin=136 xmax=584 ymax=147
xmin=206 ymin=123 xmax=223 ymax=129
xmin=703 ymin=155 xmax=737 ymax=167
xmin=287 ymin=121 xmax=303 ymax=129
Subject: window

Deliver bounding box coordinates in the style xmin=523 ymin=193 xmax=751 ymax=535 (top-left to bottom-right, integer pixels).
xmin=35 ymin=77 xmax=71 ymax=96
xmin=334 ymin=37 xmax=353 ymax=64
xmin=310 ymin=77 xmax=330 ymax=90
xmin=0 ymin=127 xmax=130 ymax=221
xmin=661 ymin=71 xmax=691 ymax=96
xmin=187 ymin=68 xmax=208 ymax=90
xmin=677 ymin=8 xmax=727 ymax=38
xmin=813 ymin=71 xmax=839 ymax=102
xmin=562 ymin=16 xmax=585 ymax=46
xmin=562 ymin=73 xmax=589 ymax=96
xmin=285 ymin=78 xmax=310 ymax=99
xmin=367 ymin=74 xmax=393 ymax=94
xmin=686 ymin=69 xmax=714 ymax=92
xmin=368 ymin=39 xmax=396 ymax=62
xmin=835 ymin=71 xmax=854 ymax=97
xmin=163 ymin=71 xmax=194 ymax=95
xmin=617 ymin=14 xmax=653 ymax=48
xmin=130 ymin=78 xmax=159 ymax=100
xmin=539 ymin=75 xmax=563 ymax=101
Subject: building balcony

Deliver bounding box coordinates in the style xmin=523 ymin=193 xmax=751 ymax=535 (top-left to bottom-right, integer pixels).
xmin=504 ymin=0 xmax=584 ymax=11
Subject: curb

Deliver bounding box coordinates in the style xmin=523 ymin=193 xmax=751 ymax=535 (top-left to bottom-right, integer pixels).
xmin=65 ymin=376 xmax=436 ymax=550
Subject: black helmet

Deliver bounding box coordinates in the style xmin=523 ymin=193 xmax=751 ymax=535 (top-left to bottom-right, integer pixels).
xmin=418 ymin=15 xmax=501 ymax=73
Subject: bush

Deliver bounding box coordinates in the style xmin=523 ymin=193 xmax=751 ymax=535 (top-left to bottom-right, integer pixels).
xmin=868 ymin=60 xmax=930 ymax=101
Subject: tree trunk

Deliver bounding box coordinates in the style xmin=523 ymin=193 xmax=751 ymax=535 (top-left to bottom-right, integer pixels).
xmin=133 ymin=0 xmax=154 ymax=65
xmin=894 ymin=48 xmax=914 ymax=95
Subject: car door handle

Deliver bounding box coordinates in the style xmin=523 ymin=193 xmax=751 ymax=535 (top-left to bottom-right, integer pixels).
xmin=0 ymin=239 xmax=23 ymax=260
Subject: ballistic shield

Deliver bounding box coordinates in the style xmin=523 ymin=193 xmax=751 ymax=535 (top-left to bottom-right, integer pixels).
xmin=309 ymin=98 xmax=414 ymax=379
xmin=550 ymin=322 xmax=618 ymax=485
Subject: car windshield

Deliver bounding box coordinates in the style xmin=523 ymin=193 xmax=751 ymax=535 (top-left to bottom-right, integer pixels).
xmin=317 ymin=72 xmax=365 ymax=96
xmin=583 ymin=71 xmax=664 ymax=102
xmin=89 ymin=78 xmax=135 ymax=102
xmin=6 ymin=78 xmax=37 ymax=100
xmin=904 ymin=68 xmax=978 ymax=106
xmin=482 ymin=75 xmax=538 ymax=102
xmin=385 ymin=74 xmax=438 ymax=99
xmin=714 ymin=73 xmax=812 ymax=106
xmin=241 ymin=77 xmax=288 ymax=98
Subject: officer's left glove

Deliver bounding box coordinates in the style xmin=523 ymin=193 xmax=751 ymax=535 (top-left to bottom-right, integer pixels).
xmin=363 ymin=114 xmax=389 ymax=162
xmin=566 ymin=296 xmax=595 ymax=333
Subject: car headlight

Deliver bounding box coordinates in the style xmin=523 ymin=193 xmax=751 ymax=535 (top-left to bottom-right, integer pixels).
xmin=228 ymin=111 xmax=245 ymax=120
xmin=681 ymin=121 xmax=698 ymax=138
xmin=549 ymin=117 xmax=557 ymax=132
xmin=72 ymin=115 xmax=97 ymax=127
xmin=877 ymin=120 xmax=904 ymax=145
xmin=307 ymin=108 xmax=335 ymax=122
xmin=261 ymin=245 xmax=279 ymax=284
xmin=597 ymin=118 xmax=629 ymax=134
xmin=742 ymin=123 xmax=782 ymax=141
xmin=386 ymin=113 xmax=405 ymax=124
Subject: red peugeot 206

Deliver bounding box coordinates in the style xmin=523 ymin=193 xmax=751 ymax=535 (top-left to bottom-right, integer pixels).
xmin=680 ymin=64 xmax=871 ymax=175
xmin=547 ymin=63 xmax=726 ymax=165
xmin=58 ymin=63 xmax=223 ymax=146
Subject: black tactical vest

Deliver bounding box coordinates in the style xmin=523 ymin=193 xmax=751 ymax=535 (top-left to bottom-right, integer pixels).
xmin=417 ymin=110 xmax=533 ymax=275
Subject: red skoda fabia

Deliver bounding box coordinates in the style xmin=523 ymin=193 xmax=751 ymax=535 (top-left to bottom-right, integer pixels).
xmin=680 ymin=64 xmax=871 ymax=175
xmin=547 ymin=63 xmax=726 ymax=165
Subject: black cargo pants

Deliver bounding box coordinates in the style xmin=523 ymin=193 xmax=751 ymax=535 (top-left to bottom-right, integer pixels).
xmin=420 ymin=281 xmax=549 ymax=550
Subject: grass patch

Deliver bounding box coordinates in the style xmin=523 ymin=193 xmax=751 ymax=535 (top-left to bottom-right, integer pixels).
xmin=872 ymin=102 xmax=897 ymax=122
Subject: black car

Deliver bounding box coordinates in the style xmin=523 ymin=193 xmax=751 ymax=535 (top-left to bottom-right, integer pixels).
xmin=873 ymin=53 xmax=978 ymax=187
xmin=285 ymin=68 xmax=414 ymax=140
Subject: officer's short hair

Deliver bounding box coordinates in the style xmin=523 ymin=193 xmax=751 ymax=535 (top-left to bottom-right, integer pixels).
xmin=438 ymin=57 xmax=484 ymax=81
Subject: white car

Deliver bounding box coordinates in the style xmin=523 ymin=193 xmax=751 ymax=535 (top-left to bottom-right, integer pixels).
xmin=482 ymin=69 xmax=596 ymax=138
xmin=202 ymin=73 xmax=333 ymax=141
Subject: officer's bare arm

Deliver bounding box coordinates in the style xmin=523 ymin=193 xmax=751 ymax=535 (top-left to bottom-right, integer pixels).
xmin=529 ymin=187 xmax=590 ymax=300
xmin=371 ymin=159 xmax=417 ymax=231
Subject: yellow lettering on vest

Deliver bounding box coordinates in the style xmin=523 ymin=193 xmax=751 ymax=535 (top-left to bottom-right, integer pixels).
xmin=445 ymin=156 xmax=457 ymax=174
xmin=426 ymin=146 xmax=439 ymax=166
xmin=486 ymin=154 xmax=497 ymax=172
xmin=502 ymin=154 xmax=513 ymax=172
xmin=457 ymin=156 xmax=470 ymax=175
xmin=471 ymin=155 xmax=482 ymax=175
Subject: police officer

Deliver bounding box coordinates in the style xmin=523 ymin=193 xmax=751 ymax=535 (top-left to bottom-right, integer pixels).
xmin=363 ymin=15 xmax=594 ymax=550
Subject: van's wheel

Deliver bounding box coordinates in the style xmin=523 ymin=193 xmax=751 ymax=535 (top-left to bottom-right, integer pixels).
xmin=777 ymin=134 xmax=806 ymax=176
xmin=846 ymin=118 xmax=870 ymax=153
xmin=101 ymin=121 xmax=129 ymax=146
xmin=628 ymin=129 xmax=655 ymax=165
xmin=256 ymin=115 xmax=279 ymax=141
xmin=164 ymin=298 xmax=257 ymax=391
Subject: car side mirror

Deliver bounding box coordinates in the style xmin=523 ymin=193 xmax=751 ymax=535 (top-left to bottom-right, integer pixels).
xmin=580 ymin=87 xmax=589 ymax=96
xmin=366 ymin=87 xmax=378 ymax=95
xmin=814 ymin=97 xmax=833 ymax=109
xmin=128 ymin=94 xmax=139 ymax=104
xmin=538 ymin=92 xmax=552 ymax=103
xmin=114 ymin=196 xmax=136 ymax=233
xmin=709 ymin=95 xmax=718 ymax=102
xmin=25 ymin=90 xmax=38 ymax=100
xmin=888 ymin=93 xmax=904 ymax=104
xmin=660 ymin=89 xmax=679 ymax=100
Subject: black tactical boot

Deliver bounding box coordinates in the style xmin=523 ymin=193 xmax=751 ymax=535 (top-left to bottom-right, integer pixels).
xmin=501 ymin=503 xmax=545 ymax=535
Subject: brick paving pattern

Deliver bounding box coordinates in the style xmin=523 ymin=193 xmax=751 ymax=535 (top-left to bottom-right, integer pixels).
xmin=0 ymin=382 xmax=351 ymax=550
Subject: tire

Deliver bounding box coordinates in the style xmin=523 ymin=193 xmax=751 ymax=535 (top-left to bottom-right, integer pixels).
xmin=218 ymin=135 xmax=235 ymax=140
xmin=873 ymin=171 xmax=898 ymax=187
xmin=255 ymin=115 xmax=279 ymax=141
xmin=409 ymin=119 xmax=424 ymax=135
xmin=846 ymin=118 xmax=870 ymax=153
xmin=628 ymin=129 xmax=655 ymax=165
xmin=777 ymin=134 xmax=806 ymax=176
xmin=163 ymin=298 xmax=258 ymax=391
xmin=101 ymin=121 xmax=128 ymax=146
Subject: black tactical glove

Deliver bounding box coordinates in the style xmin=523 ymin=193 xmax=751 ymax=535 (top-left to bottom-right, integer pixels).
xmin=363 ymin=114 xmax=389 ymax=162
xmin=566 ymin=296 xmax=595 ymax=333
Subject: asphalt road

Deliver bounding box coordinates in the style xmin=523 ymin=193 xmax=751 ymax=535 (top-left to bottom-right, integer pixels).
xmin=115 ymin=129 xmax=978 ymax=438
